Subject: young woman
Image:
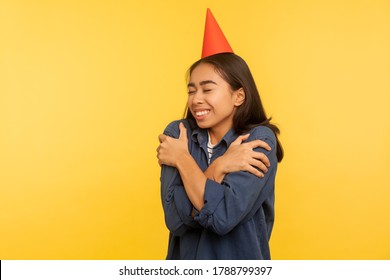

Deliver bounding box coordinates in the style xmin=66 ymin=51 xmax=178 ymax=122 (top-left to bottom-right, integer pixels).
xmin=157 ymin=52 xmax=284 ymax=259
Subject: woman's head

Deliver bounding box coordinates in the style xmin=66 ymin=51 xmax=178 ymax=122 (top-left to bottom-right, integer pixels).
xmin=186 ymin=60 xmax=245 ymax=142
xmin=185 ymin=53 xmax=284 ymax=161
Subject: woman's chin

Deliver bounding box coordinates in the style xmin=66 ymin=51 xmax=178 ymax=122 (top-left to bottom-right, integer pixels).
xmin=195 ymin=121 xmax=211 ymax=129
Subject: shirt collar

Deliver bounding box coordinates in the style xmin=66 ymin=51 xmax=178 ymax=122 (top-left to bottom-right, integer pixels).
xmin=191 ymin=126 xmax=238 ymax=147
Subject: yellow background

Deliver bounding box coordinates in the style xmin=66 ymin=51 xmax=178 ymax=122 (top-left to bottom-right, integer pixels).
xmin=1 ymin=0 xmax=389 ymax=259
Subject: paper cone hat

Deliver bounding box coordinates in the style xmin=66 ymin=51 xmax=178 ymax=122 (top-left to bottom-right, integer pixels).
xmin=201 ymin=8 xmax=234 ymax=58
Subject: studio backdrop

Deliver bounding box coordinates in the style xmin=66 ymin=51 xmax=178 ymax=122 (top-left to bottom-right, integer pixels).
xmin=1 ymin=0 xmax=390 ymax=259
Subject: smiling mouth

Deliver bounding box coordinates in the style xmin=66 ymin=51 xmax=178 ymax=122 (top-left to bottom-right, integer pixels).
xmin=195 ymin=110 xmax=210 ymax=117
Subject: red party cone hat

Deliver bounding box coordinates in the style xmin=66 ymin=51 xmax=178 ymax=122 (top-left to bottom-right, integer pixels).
xmin=201 ymin=8 xmax=234 ymax=58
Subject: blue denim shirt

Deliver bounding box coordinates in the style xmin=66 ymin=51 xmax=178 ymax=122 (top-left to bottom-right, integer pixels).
xmin=160 ymin=119 xmax=278 ymax=259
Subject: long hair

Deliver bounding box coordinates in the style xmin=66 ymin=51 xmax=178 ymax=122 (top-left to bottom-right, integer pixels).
xmin=185 ymin=53 xmax=284 ymax=162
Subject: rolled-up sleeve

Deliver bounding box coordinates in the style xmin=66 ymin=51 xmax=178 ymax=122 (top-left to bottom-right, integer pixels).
xmin=160 ymin=121 xmax=199 ymax=236
xmin=194 ymin=126 xmax=278 ymax=236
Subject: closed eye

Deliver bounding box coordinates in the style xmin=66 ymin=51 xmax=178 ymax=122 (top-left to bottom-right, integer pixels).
xmin=187 ymin=86 xmax=196 ymax=95
xmin=188 ymin=89 xmax=196 ymax=95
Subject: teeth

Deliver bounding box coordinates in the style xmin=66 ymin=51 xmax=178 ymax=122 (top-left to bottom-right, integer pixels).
xmin=195 ymin=110 xmax=210 ymax=116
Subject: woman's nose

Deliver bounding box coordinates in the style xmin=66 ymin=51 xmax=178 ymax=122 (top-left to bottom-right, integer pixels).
xmin=192 ymin=92 xmax=204 ymax=104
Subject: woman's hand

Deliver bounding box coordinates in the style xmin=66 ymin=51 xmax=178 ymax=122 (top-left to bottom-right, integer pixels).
xmin=157 ymin=122 xmax=189 ymax=167
xmin=215 ymin=134 xmax=271 ymax=179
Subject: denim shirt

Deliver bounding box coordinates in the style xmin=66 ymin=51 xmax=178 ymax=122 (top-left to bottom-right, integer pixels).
xmin=160 ymin=119 xmax=278 ymax=260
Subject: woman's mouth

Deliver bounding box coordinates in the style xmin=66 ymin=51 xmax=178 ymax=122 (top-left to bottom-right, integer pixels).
xmin=194 ymin=109 xmax=210 ymax=120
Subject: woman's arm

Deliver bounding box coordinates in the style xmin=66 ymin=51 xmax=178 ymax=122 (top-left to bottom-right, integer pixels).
xmin=195 ymin=126 xmax=278 ymax=235
xmin=204 ymin=134 xmax=271 ymax=183
xmin=159 ymin=121 xmax=200 ymax=235
xmin=158 ymin=122 xmax=273 ymax=211
xmin=158 ymin=122 xmax=278 ymax=236
xmin=159 ymin=123 xmax=271 ymax=183
xmin=158 ymin=122 xmax=208 ymax=211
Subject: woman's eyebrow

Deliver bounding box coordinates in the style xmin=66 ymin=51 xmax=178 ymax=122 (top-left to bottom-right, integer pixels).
xmin=200 ymin=80 xmax=217 ymax=86
xmin=187 ymin=80 xmax=217 ymax=87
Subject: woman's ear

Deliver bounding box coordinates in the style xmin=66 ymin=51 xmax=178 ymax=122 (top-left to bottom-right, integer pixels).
xmin=234 ymin=88 xmax=246 ymax=106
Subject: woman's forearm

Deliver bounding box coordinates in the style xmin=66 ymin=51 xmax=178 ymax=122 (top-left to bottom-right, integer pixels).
xmin=176 ymin=152 xmax=207 ymax=211
xmin=204 ymin=157 xmax=226 ymax=183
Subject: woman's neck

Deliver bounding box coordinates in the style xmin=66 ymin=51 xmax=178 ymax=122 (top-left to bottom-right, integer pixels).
xmin=208 ymin=126 xmax=231 ymax=145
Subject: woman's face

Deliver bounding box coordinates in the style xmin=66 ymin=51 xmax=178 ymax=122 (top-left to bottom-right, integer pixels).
xmin=187 ymin=63 xmax=244 ymax=141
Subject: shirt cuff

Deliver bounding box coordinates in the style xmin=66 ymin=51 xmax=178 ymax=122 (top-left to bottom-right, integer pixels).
xmin=194 ymin=179 xmax=225 ymax=227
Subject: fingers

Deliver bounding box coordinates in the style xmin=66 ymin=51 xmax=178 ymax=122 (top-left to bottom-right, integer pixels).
xmin=244 ymin=165 xmax=265 ymax=178
xmin=179 ymin=122 xmax=188 ymax=140
xmin=250 ymin=151 xmax=271 ymax=167
xmin=249 ymin=157 xmax=268 ymax=174
xmin=231 ymin=133 xmax=250 ymax=145
xmin=246 ymin=139 xmax=271 ymax=151
xmin=158 ymin=134 xmax=166 ymax=143
xmin=156 ymin=147 xmax=162 ymax=166
xmin=240 ymin=134 xmax=250 ymax=142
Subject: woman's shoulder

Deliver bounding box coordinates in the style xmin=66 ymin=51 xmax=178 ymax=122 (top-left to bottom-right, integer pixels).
xmin=246 ymin=125 xmax=278 ymax=159
xmin=247 ymin=125 xmax=276 ymax=144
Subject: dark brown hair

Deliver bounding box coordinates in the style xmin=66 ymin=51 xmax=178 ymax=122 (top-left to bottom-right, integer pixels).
xmin=185 ymin=53 xmax=284 ymax=162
